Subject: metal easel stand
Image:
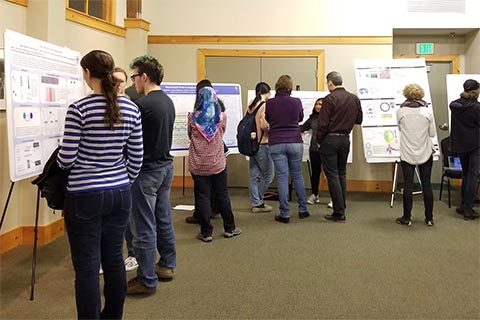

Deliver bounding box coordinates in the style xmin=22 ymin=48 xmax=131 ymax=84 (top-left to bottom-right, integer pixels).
xmin=390 ymin=161 xmax=423 ymax=208
xmin=1 ymin=182 xmax=41 ymax=301
xmin=30 ymin=188 xmax=41 ymax=301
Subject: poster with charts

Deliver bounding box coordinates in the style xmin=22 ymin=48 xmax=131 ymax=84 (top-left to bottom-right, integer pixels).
xmin=4 ymin=30 xmax=84 ymax=181
xmin=354 ymin=58 xmax=440 ymax=163
xmin=160 ymin=82 xmax=243 ymax=157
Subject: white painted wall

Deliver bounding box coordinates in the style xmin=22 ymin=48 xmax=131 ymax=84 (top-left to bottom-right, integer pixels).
xmin=143 ymin=0 xmax=480 ymax=36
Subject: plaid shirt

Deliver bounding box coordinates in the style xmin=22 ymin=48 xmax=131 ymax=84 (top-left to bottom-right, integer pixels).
xmin=188 ymin=112 xmax=227 ymax=176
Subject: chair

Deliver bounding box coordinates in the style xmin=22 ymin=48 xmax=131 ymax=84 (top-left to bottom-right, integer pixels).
xmin=439 ymin=136 xmax=463 ymax=208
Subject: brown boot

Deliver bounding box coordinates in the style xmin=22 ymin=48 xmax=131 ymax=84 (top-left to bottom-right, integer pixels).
xmin=155 ymin=264 xmax=175 ymax=281
xmin=126 ymin=277 xmax=156 ymax=295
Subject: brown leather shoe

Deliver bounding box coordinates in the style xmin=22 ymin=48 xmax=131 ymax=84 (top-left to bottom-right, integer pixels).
xmin=126 ymin=277 xmax=156 ymax=295
xmin=155 ymin=264 xmax=175 ymax=281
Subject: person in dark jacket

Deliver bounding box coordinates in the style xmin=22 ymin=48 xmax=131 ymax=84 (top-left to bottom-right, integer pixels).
xmin=449 ymin=79 xmax=480 ymax=220
xmin=317 ymin=71 xmax=362 ymax=222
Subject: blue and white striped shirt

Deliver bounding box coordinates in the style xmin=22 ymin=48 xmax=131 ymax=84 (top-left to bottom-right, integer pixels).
xmin=57 ymin=94 xmax=143 ymax=193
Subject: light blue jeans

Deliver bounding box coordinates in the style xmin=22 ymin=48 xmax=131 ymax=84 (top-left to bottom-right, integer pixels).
xmin=269 ymin=143 xmax=307 ymax=218
xmin=249 ymin=144 xmax=274 ymax=207
xmin=130 ymin=163 xmax=176 ymax=289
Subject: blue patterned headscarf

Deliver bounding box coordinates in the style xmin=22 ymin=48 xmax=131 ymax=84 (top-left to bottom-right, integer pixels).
xmin=193 ymin=87 xmax=221 ymax=141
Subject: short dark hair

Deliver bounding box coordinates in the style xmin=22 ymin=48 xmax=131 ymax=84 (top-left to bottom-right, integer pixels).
xmin=275 ymin=75 xmax=293 ymax=93
xmin=129 ymin=55 xmax=164 ymax=85
xmin=326 ymin=71 xmax=343 ymax=86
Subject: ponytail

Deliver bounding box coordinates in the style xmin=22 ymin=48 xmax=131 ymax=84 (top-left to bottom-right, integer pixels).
xmin=101 ymin=73 xmax=121 ymax=129
xmin=248 ymin=81 xmax=271 ymax=110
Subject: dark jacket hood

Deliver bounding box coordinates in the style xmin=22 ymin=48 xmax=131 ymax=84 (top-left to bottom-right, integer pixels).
xmin=450 ymin=98 xmax=478 ymax=113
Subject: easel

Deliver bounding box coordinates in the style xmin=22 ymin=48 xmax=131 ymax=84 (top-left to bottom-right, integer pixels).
xmin=390 ymin=161 xmax=423 ymax=208
xmin=0 ymin=181 xmax=42 ymax=301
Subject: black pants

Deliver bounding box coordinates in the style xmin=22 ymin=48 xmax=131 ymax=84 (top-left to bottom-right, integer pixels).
xmin=319 ymin=135 xmax=349 ymax=216
xmin=191 ymin=168 xmax=235 ymax=236
xmin=459 ymin=147 xmax=480 ymax=213
xmin=401 ymin=156 xmax=433 ymax=220
xmin=309 ymin=150 xmax=322 ymax=196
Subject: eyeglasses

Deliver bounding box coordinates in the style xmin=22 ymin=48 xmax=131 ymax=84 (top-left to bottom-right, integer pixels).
xmin=130 ymin=73 xmax=141 ymax=81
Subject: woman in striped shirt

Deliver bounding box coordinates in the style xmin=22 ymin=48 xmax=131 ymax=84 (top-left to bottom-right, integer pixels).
xmin=57 ymin=50 xmax=143 ymax=319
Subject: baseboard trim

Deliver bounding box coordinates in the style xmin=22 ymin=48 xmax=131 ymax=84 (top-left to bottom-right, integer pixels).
xmin=173 ymin=175 xmax=392 ymax=193
xmin=1 ymin=218 xmax=65 ymax=254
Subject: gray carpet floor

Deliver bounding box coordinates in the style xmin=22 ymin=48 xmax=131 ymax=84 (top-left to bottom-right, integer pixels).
xmin=1 ymin=188 xmax=479 ymax=319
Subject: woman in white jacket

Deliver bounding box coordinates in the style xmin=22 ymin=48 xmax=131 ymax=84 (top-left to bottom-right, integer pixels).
xmin=396 ymin=83 xmax=436 ymax=227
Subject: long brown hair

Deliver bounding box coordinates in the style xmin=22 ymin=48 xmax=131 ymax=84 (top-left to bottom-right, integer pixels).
xmin=80 ymin=50 xmax=121 ymax=129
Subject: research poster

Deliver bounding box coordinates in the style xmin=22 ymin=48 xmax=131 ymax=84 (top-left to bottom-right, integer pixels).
xmin=354 ymin=58 xmax=440 ymax=163
xmin=161 ymin=82 xmax=243 ymax=156
xmin=246 ymin=90 xmax=353 ymax=163
xmin=4 ymin=30 xmax=84 ymax=182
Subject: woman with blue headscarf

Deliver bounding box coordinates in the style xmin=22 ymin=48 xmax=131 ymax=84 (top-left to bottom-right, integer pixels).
xmin=188 ymin=87 xmax=241 ymax=242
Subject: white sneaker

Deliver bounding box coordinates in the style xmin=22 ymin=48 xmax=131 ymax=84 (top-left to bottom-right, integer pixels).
xmin=125 ymin=256 xmax=138 ymax=272
xmin=327 ymin=200 xmax=333 ymax=208
xmin=307 ymin=194 xmax=318 ymax=205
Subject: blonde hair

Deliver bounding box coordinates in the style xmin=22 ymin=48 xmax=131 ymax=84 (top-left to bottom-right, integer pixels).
xmin=402 ymin=83 xmax=424 ymax=100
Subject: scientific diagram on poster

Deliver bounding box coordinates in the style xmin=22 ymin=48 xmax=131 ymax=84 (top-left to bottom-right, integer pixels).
xmin=354 ymin=58 xmax=440 ymax=163
xmin=161 ymin=82 xmax=243 ymax=156
xmin=4 ymin=29 xmax=83 ymax=181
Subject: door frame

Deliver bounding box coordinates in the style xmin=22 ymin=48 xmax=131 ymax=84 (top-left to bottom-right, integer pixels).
xmin=197 ymin=49 xmax=325 ymax=90
xmin=393 ymin=54 xmax=460 ymax=74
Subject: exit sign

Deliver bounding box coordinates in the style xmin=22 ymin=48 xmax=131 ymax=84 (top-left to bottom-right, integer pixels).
xmin=416 ymin=43 xmax=434 ymax=55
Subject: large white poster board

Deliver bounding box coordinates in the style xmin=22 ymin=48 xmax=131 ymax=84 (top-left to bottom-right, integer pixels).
xmin=246 ymin=90 xmax=353 ymax=163
xmin=4 ymin=30 xmax=84 ymax=182
xmin=160 ymin=82 xmax=243 ymax=156
xmin=354 ymin=58 xmax=440 ymax=163
xmin=446 ymin=74 xmax=480 ymax=128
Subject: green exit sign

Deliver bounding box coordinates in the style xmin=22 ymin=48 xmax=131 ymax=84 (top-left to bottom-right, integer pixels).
xmin=416 ymin=43 xmax=434 ymax=55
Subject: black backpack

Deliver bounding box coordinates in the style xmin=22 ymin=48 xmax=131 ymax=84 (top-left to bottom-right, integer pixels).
xmin=236 ymin=101 xmax=265 ymax=156
xmin=31 ymin=147 xmax=69 ymax=210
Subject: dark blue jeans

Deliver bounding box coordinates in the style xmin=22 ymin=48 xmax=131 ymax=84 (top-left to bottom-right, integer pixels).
xmin=192 ymin=168 xmax=235 ymax=236
xmin=401 ymin=156 xmax=434 ymax=220
xmin=130 ymin=163 xmax=176 ymax=289
xmin=319 ymin=135 xmax=350 ymax=216
xmin=64 ymin=186 xmax=131 ymax=320
xmin=459 ymin=147 xmax=480 ymax=213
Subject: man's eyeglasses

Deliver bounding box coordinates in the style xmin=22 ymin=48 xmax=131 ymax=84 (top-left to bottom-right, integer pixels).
xmin=130 ymin=73 xmax=141 ymax=81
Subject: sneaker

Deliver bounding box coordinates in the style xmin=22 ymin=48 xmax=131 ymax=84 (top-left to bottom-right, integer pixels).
xmin=307 ymin=194 xmax=318 ymax=205
xmin=396 ymin=216 xmax=412 ymax=227
xmin=99 ymin=266 xmax=103 ymax=275
xmin=251 ymin=203 xmax=273 ymax=213
xmin=327 ymin=200 xmax=333 ymax=208
xmin=126 ymin=277 xmax=156 ymax=295
xmin=155 ymin=264 xmax=175 ymax=280
xmin=425 ymin=219 xmax=434 ymax=227
xmin=224 ymin=227 xmax=242 ymax=238
xmin=197 ymin=233 xmax=213 ymax=242
xmin=124 ymin=256 xmax=138 ymax=272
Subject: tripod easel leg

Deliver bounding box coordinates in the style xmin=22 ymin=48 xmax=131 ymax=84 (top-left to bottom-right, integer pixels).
xmin=30 ymin=189 xmax=41 ymax=301
xmin=390 ymin=162 xmax=399 ymax=208
xmin=0 ymin=182 xmax=15 ymax=231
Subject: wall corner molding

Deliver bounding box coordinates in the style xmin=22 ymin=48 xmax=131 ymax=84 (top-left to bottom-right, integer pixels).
xmin=124 ymin=18 xmax=150 ymax=31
